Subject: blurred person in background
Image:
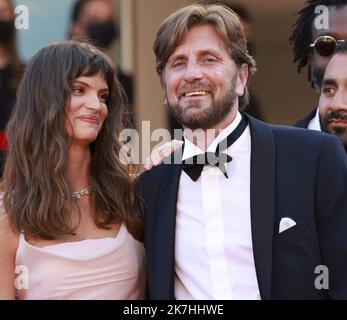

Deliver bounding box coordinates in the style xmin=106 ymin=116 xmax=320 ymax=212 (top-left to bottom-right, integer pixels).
xmin=290 ymin=0 xmax=347 ymax=151
xmin=0 ymin=0 xmax=23 ymax=178
xmin=68 ymin=0 xmax=133 ymax=107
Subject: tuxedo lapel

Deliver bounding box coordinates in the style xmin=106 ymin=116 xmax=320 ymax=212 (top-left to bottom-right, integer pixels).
xmin=151 ymin=153 xmax=182 ymax=299
xmin=247 ymin=115 xmax=276 ymax=300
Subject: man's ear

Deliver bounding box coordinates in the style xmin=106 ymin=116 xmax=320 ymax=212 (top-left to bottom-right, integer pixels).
xmin=159 ymin=72 xmax=168 ymax=106
xmin=159 ymin=71 xmax=166 ymax=89
xmin=236 ymin=64 xmax=249 ymax=97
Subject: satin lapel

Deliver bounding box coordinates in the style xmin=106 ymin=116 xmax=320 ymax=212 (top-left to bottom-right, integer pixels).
xmin=152 ymin=153 xmax=182 ymax=300
xmin=247 ymin=115 xmax=276 ymax=300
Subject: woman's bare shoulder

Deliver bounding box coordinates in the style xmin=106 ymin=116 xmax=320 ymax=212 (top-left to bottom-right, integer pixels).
xmin=0 ymin=194 xmax=19 ymax=300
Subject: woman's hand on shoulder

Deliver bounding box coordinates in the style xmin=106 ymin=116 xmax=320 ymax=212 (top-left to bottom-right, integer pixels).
xmin=144 ymin=139 xmax=183 ymax=171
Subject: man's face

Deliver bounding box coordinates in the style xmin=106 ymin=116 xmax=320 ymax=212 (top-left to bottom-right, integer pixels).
xmin=310 ymin=5 xmax=347 ymax=90
xmin=319 ymin=53 xmax=347 ymax=147
xmin=162 ymin=24 xmax=247 ymax=130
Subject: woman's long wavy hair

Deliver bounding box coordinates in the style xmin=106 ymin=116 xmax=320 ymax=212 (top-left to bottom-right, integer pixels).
xmin=1 ymin=40 xmax=142 ymax=241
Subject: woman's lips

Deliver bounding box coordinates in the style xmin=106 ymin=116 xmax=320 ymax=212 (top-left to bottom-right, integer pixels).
xmin=79 ymin=115 xmax=99 ymax=125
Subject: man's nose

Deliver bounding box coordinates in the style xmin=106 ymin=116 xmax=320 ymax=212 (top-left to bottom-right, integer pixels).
xmin=183 ymin=61 xmax=203 ymax=83
xmin=330 ymin=89 xmax=347 ymax=112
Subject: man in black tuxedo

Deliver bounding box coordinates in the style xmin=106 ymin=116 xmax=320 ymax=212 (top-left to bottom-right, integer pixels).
xmin=137 ymin=3 xmax=347 ymax=300
xmin=290 ymin=0 xmax=347 ymax=150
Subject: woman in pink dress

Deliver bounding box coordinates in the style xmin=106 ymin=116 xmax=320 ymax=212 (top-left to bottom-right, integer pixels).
xmin=0 ymin=40 xmax=146 ymax=300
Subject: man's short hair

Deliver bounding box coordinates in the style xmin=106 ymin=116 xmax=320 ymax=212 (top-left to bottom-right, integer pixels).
xmin=317 ymin=41 xmax=347 ymax=90
xmin=153 ymin=3 xmax=256 ymax=109
xmin=202 ymin=0 xmax=252 ymax=23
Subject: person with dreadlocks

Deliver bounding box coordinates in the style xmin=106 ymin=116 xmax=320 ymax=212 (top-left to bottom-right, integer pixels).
xmin=290 ymin=0 xmax=347 ymax=152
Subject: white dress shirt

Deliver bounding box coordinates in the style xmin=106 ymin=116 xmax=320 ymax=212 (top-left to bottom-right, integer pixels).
xmin=175 ymin=112 xmax=261 ymax=300
xmin=307 ymin=107 xmax=322 ymax=131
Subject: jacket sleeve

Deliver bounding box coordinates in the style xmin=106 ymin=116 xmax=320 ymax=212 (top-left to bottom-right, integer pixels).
xmin=315 ymin=135 xmax=347 ymax=299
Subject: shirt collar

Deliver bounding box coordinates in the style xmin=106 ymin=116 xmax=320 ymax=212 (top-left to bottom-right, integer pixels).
xmin=182 ymin=112 xmax=243 ymax=161
xmin=307 ymin=107 xmax=322 ymax=131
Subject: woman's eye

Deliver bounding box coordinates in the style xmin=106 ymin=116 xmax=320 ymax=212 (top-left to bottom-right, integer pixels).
xmin=99 ymin=93 xmax=109 ymax=103
xmin=72 ymin=87 xmax=84 ymax=94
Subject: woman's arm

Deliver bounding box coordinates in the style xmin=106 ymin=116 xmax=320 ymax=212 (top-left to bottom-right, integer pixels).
xmin=0 ymin=205 xmax=18 ymax=300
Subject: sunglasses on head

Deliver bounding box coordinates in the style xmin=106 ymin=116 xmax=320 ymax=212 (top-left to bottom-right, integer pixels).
xmin=309 ymin=36 xmax=346 ymax=57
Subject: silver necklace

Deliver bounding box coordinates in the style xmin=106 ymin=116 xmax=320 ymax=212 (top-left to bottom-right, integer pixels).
xmin=71 ymin=185 xmax=93 ymax=199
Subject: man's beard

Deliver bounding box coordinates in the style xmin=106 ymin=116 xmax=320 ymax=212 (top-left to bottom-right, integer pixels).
xmin=166 ymin=75 xmax=237 ymax=131
xmin=320 ymin=111 xmax=347 ymax=150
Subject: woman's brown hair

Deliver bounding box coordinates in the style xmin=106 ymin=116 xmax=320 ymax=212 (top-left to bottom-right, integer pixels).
xmin=1 ymin=40 xmax=142 ymax=240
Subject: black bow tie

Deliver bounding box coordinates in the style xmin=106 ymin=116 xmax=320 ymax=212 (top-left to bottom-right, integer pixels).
xmin=182 ymin=115 xmax=248 ymax=182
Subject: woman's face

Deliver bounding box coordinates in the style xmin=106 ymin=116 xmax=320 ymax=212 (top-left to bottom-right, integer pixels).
xmin=65 ymin=72 xmax=109 ymax=145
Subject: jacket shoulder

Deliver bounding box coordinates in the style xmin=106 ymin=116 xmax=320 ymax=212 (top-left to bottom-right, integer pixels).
xmin=269 ymin=124 xmax=345 ymax=156
xmin=270 ymin=123 xmax=335 ymax=141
